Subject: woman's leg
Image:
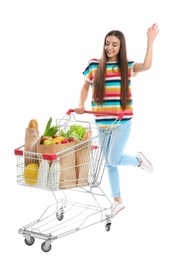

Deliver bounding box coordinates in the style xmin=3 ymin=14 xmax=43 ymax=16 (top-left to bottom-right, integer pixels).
xmin=103 ymin=120 xmax=152 ymax=217
xmin=108 ymin=120 xmax=139 ymax=167
xmin=106 ymin=120 xmax=139 ymax=199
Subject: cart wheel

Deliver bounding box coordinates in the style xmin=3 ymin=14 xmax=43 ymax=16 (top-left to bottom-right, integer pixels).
xmin=105 ymin=223 xmax=111 ymax=232
xmin=56 ymin=212 xmax=64 ymax=221
xmin=24 ymin=236 xmax=35 ymax=246
xmin=41 ymin=242 xmax=52 ymax=252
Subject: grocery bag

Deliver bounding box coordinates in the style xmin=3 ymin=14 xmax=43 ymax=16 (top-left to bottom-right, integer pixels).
xmin=74 ymin=140 xmax=91 ymax=187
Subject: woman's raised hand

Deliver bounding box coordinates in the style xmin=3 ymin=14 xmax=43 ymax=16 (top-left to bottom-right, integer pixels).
xmin=147 ymin=23 xmax=159 ymax=41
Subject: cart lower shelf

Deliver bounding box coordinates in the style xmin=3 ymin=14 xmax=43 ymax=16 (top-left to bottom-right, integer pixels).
xmin=18 ymin=187 xmax=113 ymax=252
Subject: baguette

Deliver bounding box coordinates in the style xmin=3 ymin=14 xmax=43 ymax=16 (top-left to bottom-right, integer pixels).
xmin=24 ymin=119 xmax=40 ymax=165
xmin=28 ymin=119 xmax=38 ymax=130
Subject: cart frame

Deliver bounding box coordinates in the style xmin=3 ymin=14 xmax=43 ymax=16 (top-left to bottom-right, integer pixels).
xmin=15 ymin=109 xmax=123 ymax=252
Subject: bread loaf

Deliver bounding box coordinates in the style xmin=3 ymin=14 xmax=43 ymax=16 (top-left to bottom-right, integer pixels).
xmin=28 ymin=119 xmax=38 ymax=130
xmin=24 ymin=119 xmax=40 ymax=166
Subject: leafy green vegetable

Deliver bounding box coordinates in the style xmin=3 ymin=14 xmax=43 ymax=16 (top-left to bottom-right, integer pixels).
xmin=60 ymin=124 xmax=86 ymax=140
xmin=41 ymin=117 xmax=59 ymax=142
xmin=43 ymin=117 xmax=52 ymax=136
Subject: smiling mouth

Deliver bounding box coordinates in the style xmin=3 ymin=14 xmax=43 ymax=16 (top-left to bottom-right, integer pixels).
xmin=107 ymin=52 xmax=114 ymax=55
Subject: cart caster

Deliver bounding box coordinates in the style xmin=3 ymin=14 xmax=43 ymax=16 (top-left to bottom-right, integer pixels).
xmin=41 ymin=242 xmax=52 ymax=252
xmin=105 ymin=223 xmax=111 ymax=232
xmin=56 ymin=207 xmax=64 ymax=221
xmin=24 ymin=236 xmax=35 ymax=246
xmin=56 ymin=212 xmax=64 ymax=221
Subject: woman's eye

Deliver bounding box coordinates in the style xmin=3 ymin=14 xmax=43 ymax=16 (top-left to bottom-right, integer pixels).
xmin=105 ymin=43 xmax=117 ymax=47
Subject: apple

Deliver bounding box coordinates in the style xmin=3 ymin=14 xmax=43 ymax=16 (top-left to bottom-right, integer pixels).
xmin=41 ymin=136 xmax=53 ymax=144
xmin=61 ymin=138 xmax=68 ymax=144
xmin=43 ymin=139 xmax=53 ymax=145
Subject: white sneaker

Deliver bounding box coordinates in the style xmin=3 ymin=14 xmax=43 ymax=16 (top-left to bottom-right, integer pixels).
xmin=106 ymin=201 xmax=125 ymax=218
xmin=137 ymin=152 xmax=153 ymax=173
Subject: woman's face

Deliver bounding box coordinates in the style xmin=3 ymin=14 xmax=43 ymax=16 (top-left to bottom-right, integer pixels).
xmin=105 ymin=35 xmax=120 ymax=62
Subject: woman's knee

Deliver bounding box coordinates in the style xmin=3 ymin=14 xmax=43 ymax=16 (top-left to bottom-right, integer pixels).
xmin=108 ymin=154 xmax=122 ymax=166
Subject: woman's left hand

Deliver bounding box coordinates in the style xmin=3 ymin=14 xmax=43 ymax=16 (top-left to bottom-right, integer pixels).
xmin=147 ymin=23 xmax=159 ymax=41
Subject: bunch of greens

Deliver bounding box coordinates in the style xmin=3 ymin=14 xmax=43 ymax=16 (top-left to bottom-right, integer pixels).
xmin=60 ymin=124 xmax=86 ymax=140
xmin=43 ymin=117 xmax=58 ymax=137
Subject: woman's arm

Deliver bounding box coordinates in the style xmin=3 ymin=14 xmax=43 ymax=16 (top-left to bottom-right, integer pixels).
xmin=133 ymin=23 xmax=159 ymax=73
xmin=75 ymin=80 xmax=90 ymax=114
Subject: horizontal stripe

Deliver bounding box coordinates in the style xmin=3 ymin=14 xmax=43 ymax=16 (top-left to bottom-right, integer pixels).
xmin=104 ymin=93 xmax=132 ymax=98
xmin=92 ymin=100 xmax=133 ymax=105
xmin=92 ymin=114 xmax=128 ymax=118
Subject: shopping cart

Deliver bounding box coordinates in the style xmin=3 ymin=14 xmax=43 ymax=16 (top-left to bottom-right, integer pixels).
xmin=15 ymin=109 xmax=123 ymax=252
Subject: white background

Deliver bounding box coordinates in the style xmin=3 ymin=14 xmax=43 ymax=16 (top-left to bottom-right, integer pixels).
xmin=1 ymin=0 xmax=178 ymax=259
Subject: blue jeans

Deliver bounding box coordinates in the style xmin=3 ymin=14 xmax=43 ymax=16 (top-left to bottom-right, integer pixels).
xmin=98 ymin=120 xmax=139 ymax=198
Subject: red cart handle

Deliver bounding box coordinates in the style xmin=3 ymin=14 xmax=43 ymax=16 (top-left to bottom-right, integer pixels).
xmin=66 ymin=109 xmax=124 ymax=121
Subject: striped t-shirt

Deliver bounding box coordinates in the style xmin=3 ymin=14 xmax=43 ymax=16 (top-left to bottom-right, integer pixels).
xmin=83 ymin=58 xmax=136 ymax=127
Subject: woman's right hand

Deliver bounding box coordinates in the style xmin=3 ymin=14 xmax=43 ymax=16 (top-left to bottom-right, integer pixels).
xmin=74 ymin=106 xmax=85 ymax=114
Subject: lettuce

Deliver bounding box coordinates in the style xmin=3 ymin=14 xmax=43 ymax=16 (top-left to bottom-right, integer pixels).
xmin=60 ymin=124 xmax=86 ymax=140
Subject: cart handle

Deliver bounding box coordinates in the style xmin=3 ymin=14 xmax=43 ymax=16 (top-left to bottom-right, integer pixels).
xmin=66 ymin=109 xmax=124 ymax=121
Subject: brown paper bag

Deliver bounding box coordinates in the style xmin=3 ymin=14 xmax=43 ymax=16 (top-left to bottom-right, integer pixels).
xmin=75 ymin=140 xmax=91 ymax=187
xmin=37 ymin=141 xmax=76 ymax=189
xmin=24 ymin=128 xmax=40 ymax=166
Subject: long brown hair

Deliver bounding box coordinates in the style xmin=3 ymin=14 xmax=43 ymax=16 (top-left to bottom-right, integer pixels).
xmin=93 ymin=30 xmax=128 ymax=110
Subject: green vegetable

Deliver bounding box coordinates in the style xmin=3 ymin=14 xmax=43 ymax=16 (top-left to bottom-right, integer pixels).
xmin=45 ymin=125 xmax=58 ymax=137
xmin=41 ymin=117 xmax=59 ymax=143
xmin=60 ymin=124 xmax=86 ymax=140
xmin=43 ymin=117 xmax=52 ymax=136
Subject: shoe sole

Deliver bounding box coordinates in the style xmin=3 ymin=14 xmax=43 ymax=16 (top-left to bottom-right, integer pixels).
xmin=137 ymin=152 xmax=153 ymax=173
xmin=112 ymin=206 xmax=125 ymax=218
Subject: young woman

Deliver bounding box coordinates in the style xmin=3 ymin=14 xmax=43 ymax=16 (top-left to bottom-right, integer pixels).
xmin=75 ymin=23 xmax=159 ymax=217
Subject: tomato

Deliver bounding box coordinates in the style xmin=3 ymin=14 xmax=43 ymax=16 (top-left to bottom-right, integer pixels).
xmin=68 ymin=138 xmax=74 ymax=142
